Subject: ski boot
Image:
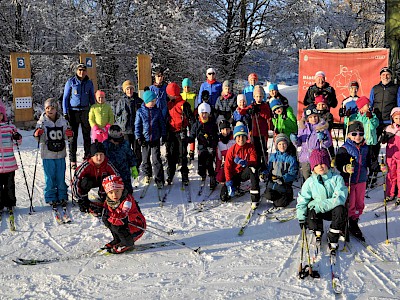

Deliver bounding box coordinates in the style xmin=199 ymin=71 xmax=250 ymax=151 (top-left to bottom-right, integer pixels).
xmin=189 ymin=150 xmax=195 ymax=161
xmin=395 ymin=197 xmax=400 ymax=206
xmin=209 ymin=176 xmax=217 ymax=190
xmin=349 ymin=218 xmax=364 ymax=241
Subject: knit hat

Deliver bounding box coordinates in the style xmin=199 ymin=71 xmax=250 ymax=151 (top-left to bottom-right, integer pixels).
xmin=233 ymin=122 xmax=249 ymax=139
xmin=268 ymin=83 xmax=279 ymax=92
xmin=182 ymin=78 xmax=192 ymax=88
xmin=198 ymin=102 xmax=211 ymax=114
xmin=270 ymin=98 xmax=283 ymax=112
xmin=223 ymin=80 xmax=232 ymax=89
xmin=314 ymin=95 xmax=326 ymax=105
xmin=310 ymin=148 xmax=331 ymax=170
xmin=44 ymin=98 xmax=58 ymax=110
xmin=206 ymin=68 xmax=216 ymax=75
xmin=347 ymin=121 xmax=364 ymax=134
xmin=122 ymin=80 xmax=134 ymax=92
xmin=219 ymin=119 xmax=231 ymax=130
xmin=0 ymin=101 xmax=7 ymax=122
xmin=275 ymin=133 xmax=289 ymax=147
xmin=253 ymin=85 xmax=265 ymax=97
xmin=356 ymin=96 xmax=369 ymax=110
xmin=391 ymin=107 xmax=400 ymax=119
xmin=166 ymin=82 xmax=181 ymax=97
xmin=142 ymin=90 xmax=156 ymax=104
xmin=90 ymin=141 xmax=106 ymax=156
xmin=108 ymin=125 xmax=124 ymax=142
xmin=380 ymin=67 xmax=392 ymax=75
xmin=76 ymin=63 xmax=87 ymax=70
xmin=349 ymin=81 xmax=359 ymax=89
xmin=95 ymin=90 xmax=105 ymax=99
xmin=237 ymin=94 xmax=246 ymax=105
xmin=315 ymin=71 xmax=325 ymax=78
xmin=102 ymin=175 xmax=124 ymax=193
xmin=248 ymin=73 xmax=258 ymax=81
xmin=304 ymin=104 xmax=318 ymax=119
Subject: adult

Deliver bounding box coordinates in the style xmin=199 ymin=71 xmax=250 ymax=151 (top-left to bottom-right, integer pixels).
xmin=115 ymin=80 xmax=143 ymax=167
xmin=197 ymin=68 xmax=222 ymax=107
xmin=149 ymin=68 xmax=168 ymax=118
xmin=303 ymin=71 xmax=338 ymax=108
xmin=62 ymin=63 xmax=95 ymax=168
xmin=242 ymin=73 xmax=258 ymax=106
xmin=267 ymin=83 xmax=288 ymax=106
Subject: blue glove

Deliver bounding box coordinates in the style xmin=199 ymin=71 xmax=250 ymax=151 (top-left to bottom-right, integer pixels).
xmin=234 ymin=156 xmax=247 ymax=167
xmin=317 ymin=132 xmax=325 ymax=141
xmin=289 ymin=133 xmax=297 ymax=144
xmin=226 ymin=181 xmax=235 ymax=197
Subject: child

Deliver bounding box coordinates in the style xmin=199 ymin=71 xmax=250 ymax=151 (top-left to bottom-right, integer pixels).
xmin=315 ymin=95 xmax=335 ymax=159
xmin=291 ymin=104 xmax=332 ymax=180
xmin=101 ymin=175 xmax=146 ymax=254
xmin=296 ymin=148 xmax=348 ymax=252
xmin=242 ymin=73 xmax=258 ymax=105
xmin=88 ymin=90 xmax=114 ymax=143
xmin=195 ymin=90 xmax=217 ymax=120
xmin=103 ymin=125 xmax=138 ymax=194
xmin=215 ymin=119 xmax=236 ymax=184
xmin=215 ymin=80 xmax=236 ymax=122
xmin=222 ymin=122 xmax=260 ymax=208
xmin=134 ymin=90 xmax=166 ymax=188
xmin=267 ymin=83 xmax=289 ymax=107
xmin=239 ymin=85 xmax=272 ymax=171
xmin=381 ymin=107 xmax=400 ymax=203
xmin=339 ymin=81 xmax=359 ymax=131
xmin=149 ymin=68 xmax=168 ymax=118
xmin=165 ymin=82 xmax=194 ymax=185
xmin=336 ymin=121 xmax=372 ymax=241
xmin=264 ymin=134 xmax=298 ymax=208
xmin=232 ymin=94 xmax=252 ymax=130
xmin=181 ymin=78 xmax=197 ymax=160
xmin=72 ymin=141 xmax=119 ymax=214
xmin=0 ymin=101 xmax=22 ymax=212
xmin=188 ymin=102 xmax=219 ymax=190
xmin=34 ymin=98 xmax=73 ymax=206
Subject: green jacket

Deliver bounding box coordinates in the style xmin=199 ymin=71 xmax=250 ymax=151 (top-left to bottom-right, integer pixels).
xmin=88 ymin=103 xmax=114 ymax=128
xmin=272 ymin=106 xmax=298 ymax=137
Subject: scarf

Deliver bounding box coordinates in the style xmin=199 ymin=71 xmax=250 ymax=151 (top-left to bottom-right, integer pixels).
xmin=106 ymin=198 xmax=121 ymax=210
xmin=207 ymin=79 xmax=216 ymax=85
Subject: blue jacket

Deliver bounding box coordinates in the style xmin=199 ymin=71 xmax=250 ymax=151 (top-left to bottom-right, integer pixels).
xmin=149 ymin=83 xmax=168 ymax=118
xmin=242 ymin=85 xmax=266 ymax=105
xmin=197 ymin=81 xmax=222 ymax=107
xmin=336 ymin=139 xmax=369 ymax=184
xmin=62 ymin=75 xmax=95 ymax=114
xmin=134 ymin=103 xmax=166 ymax=142
xmin=296 ymin=169 xmax=348 ymax=222
xmin=266 ymin=150 xmax=298 ymax=183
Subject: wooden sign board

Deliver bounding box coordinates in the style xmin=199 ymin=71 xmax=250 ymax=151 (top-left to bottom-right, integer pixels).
xmin=79 ymin=53 xmax=98 ymax=91
xmin=137 ymin=54 xmax=152 ymax=97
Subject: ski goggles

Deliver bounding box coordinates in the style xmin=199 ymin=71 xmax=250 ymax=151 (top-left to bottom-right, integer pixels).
xmin=350 ymin=132 xmax=364 ymax=137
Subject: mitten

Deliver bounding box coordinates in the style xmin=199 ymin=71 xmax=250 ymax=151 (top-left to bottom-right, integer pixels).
xmin=290 ymin=133 xmax=297 ymax=144
xmin=131 ymin=166 xmax=139 ymax=179
xmin=344 ymin=164 xmax=354 ymax=174
xmin=12 ymin=131 xmax=22 ymax=141
xmin=65 ymin=128 xmax=74 ymax=138
xmin=34 ymin=128 xmax=44 ymax=137
xmin=226 ymin=180 xmax=235 ymax=197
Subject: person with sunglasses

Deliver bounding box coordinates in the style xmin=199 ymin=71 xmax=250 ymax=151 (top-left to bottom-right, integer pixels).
xmin=336 ymin=121 xmax=372 ymax=241
xmin=197 ymin=68 xmax=222 ymax=107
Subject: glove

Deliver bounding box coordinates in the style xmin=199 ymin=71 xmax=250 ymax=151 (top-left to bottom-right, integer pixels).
xmin=78 ymin=198 xmax=90 ymax=213
xmin=344 ymin=163 xmax=354 ymax=174
xmin=207 ymin=147 xmax=214 ymax=155
xmin=234 ymin=156 xmax=247 ymax=167
xmin=345 ymin=109 xmax=352 ymax=117
xmin=180 ymin=131 xmax=186 ymax=140
xmin=273 ymin=177 xmax=283 ymax=185
xmin=137 ymin=138 xmax=143 ymax=146
xmin=380 ymin=164 xmax=388 ymax=174
xmin=252 ymin=104 xmax=260 ymax=114
xmin=12 ymin=131 xmax=22 ymax=141
xmin=64 ymin=114 xmax=69 ymax=122
xmin=299 ymin=220 xmax=306 ymax=229
xmin=316 ymin=132 xmax=325 ymax=141
xmin=34 ymin=128 xmax=44 ymax=137
xmin=81 ymin=177 xmax=95 ymax=192
xmin=366 ymin=111 xmax=373 ymax=119
xmin=197 ymin=134 xmax=208 ymax=145
xmin=65 ymin=128 xmax=74 ymax=138
xmin=131 ymin=166 xmax=139 ymax=179
xmin=338 ymin=107 xmax=345 ymax=118
xmin=274 ymin=128 xmax=280 ymax=134
xmin=161 ymin=136 xmax=167 ymax=146
xmin=226 ymin=180 xmax=235 ymax=197
xmin=290 ymin=133 xmax=297 ymax=144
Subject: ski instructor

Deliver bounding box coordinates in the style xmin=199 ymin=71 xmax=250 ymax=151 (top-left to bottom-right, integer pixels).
xmin=62 ymin=63 xmax=95 ymax=169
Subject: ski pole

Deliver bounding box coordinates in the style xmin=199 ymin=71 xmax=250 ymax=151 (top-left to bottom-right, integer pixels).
xmin=380 ymin=156 xmax=389 ymax=244
xmin=298 ymin=226 xmax=306 ymax=279
xmin=304 ymin=228 xmax=319 ymax=278
xmin=67 ymin=137 xmax=76 ymax=206
xmin=129 ymin=223 xmax=201 ymax=254
xmin=343 ymin=157 xmax=354 ymax=250
xmin=13 ymin=133 xmax=31 ymax=201
xmin=30 ymin=126 xmax=42 ymax=214
xmin=145 ymin=222 xmax=174 ymax=235
xmin=254 ymin=113 xmax=268 ymax=168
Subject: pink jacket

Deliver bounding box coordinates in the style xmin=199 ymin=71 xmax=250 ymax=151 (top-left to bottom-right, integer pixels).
xmin=0 ymin=122 xmax=21 ymax=174
xmin=385 ymin=124 xmax=400 ymax=160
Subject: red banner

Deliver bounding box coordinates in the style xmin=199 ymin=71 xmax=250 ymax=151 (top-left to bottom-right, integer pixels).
xmin=297 ymin=49 xmax=389 ymax=122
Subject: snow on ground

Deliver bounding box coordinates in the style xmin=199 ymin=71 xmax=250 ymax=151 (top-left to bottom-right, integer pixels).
xmin=1 ymin=86 xmax=400 ymax=299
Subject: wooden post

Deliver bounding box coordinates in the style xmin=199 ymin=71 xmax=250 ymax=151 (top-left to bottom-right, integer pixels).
xmin=137 ymin=54 xmax=152 ymax=97
xmin=79 ymin=53 xmax=98 ymax=91
xmin=10 ymin=52 xmax=33 ymax=122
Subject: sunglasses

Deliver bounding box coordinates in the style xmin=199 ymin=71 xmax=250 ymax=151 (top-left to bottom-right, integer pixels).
xmin=350 ymin=132 xmax=364 ymax=137
xmin=77 ymin=68 xmax=86 ymax=72
xmin=207 ymin=72 xmax=215 ymax=75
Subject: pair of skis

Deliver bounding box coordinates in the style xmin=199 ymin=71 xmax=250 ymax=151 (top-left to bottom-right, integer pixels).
xmin=52 ymin=204 xmax=72 ymax=224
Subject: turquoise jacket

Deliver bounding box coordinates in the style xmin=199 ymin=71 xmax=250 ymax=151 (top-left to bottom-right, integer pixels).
xmin=346 ymin=112 xmax=379 ymax=145
xmin=296 ymin=169 xmax=348 ymax=222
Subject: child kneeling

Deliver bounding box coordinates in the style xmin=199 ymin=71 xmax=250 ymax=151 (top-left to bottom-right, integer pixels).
xmin=296 ymin=148 xmax=348 ymax=251
xmin=101 ymin=175 xmax=146 ymax=254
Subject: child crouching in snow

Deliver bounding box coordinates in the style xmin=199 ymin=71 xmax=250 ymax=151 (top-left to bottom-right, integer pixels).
xmin=296 ymin=148 xmax=347 ymax=252
xmin=101 ymin=175 xmax=146 ymax=254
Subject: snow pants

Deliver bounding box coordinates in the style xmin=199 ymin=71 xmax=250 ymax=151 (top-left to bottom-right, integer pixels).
xmin=221 ymin=166 xmax=260 ymax=203
xmin=141 ymin=140 xmax=164 ymax=184
xmin=197 ymin=150 xmax=215 ymax=179
xmin=264 ymin=181 xmax=293 ymax=207
xmin=43 ymin=158 xmax=68 ymax=204
xmin=69 ymin=109 xmax=91 ymax=162
xmin=386 ymin=155 xmax=400 ymax=198
xmin=307 ymin=205 xmax=346 ymax=235
xmin=166 ymin=132 xmax=189 ymax=182
xmin=102 ymin=214 xmax=145 ymax=246
xmin=0 ymin=171 xmax=16 ymax=209
xmin=346 ymin=182 xmax=366 ymax=220
xmin=252 ymin=135 xmax=268 ymax=171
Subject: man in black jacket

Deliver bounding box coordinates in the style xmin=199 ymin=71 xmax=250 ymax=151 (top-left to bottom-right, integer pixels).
xmin=304 ymin=70 xmax=338 ymax=109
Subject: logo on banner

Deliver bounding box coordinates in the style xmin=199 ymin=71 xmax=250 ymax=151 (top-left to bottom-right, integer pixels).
xmin=17 ymin=57 xmax=26 ymax=69
xmin=86 ymin=57 xmax=93 ymax=68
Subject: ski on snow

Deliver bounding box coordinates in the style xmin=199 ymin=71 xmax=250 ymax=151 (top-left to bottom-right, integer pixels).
xmin=52 ymin=204 xmax=72 ymax=225
xmin=139 ymin=178 xmax=153 ymax=199
xmin=238 ymin=204 xmax=258 ymax=236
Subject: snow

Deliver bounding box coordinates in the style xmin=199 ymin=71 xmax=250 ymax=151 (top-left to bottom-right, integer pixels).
xmin=1 ymin=85 xmax=400 ymax=299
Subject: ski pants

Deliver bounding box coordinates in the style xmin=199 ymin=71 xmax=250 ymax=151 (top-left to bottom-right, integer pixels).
xmin=68 ymin=109 xmax=91 ymax=162
xmin=43 ymin=158 xmax=68 ymax=204
xmin=307 ymin=205 xmax=346 ymax=234
xmin=0 ymin=171 xmax=16 ymax=209
xmin=264 ymin=182 xmax=293 ymax=207
xmin=386 ymin=155 xmax=400 ymax=198
xmin=346 ymin=182 xmax=366 ymax=220
xmin=125 ymin=133 xmax=142 ymax=169
xmin=141 ymin=140 xmax=164 ymax=184
xmin=251 ymin=135 xmax=268 ymax=171
xmin=166 ymin=132 xmax=189 ymax=182
xmin=197 ymin=149 xmax=215 ymax=179
xmin=232 ymin=166 xmax=260 ymax=203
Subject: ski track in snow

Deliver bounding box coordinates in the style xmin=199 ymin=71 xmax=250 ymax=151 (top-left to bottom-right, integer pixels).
xmin=2 ymin=86 xmax=400 ymax=299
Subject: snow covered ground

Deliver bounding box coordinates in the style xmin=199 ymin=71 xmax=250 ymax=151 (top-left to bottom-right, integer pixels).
xmin=1 ymin=85 xmax=400 ymax=299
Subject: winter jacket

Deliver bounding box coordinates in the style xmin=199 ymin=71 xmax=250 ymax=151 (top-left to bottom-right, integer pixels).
xmin=197 ymin=81 xmax=222 ymax=107
xmin=62 ymin=75 xmax=95 ymax=115
xmin=294 ymin=119 xmax=332 ymax=163
xmin=318 ymin=110 xmax=334 ymax=131
xmin=232 ymin=109 xmax=252 ymax=130
xmin=72 ymin=157 xmax=119 ymax=199
xmin=150 ymin=83 xmax=168 ymax=118
xmin=272 ymin=106 xmax=298 ymax=137
xmin=215 ymin=93 xmax=236 ymax=119
xmin=296 ymin=169 xmax=348 ymax=222
xmin=341 ymin=96 xmax=358 ymax=117
xmin=224 ymin=142 xmax=257 ymax=182
xmin=35 ymin=113 xmax=70 ymax=160
xmin=266 ymin=150 xmax=298 ymax=183
xmin=181 ymin=91 xmax=197 ymax=111
xmin=103 ymin=139 xmax=137 ymax=188
xmin=336 ymin=139 xmax=369 ymax=184
xmin=0 ymin=122 xmax=20 ymax=174
xmin=242 ymin=84 xmax=255 ymax=106
xmin=134 ymin=103 xmax=166 ymax=142
xmin=167 ymin=96 xmax=194 ymax=133
xmin=370 ymin=81 xmax=400 ymax=124
xmin=104 ymin=191 xmax=146 ymax=238
xmin=239 ymin=102 xmax=272 ymax=137
xmin=383 ymin=124 xmax=400 ymax=160
xmin=215 ymin=134 xmax=236 ymax=176
xmin=303 ymin=82 xmax=338 ymax=108
xmin=115 ymin=93 xmax=143 ymax=134
xmin=347 ymin=112 xmax=379 ymax=145
xmin=188 ymin=118 xmax=219 ymax=152
xmin=88 ymin=103 xmax=114 ymax=129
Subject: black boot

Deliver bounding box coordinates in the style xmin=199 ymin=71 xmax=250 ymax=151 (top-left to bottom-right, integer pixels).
xmin=349 ymin=218 xmax=364 ymax=241
xmin=210 ymin=176 xmax=217 ymax=190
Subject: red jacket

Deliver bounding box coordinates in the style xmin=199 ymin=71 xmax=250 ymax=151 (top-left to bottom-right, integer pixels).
xmin=167 ymin=96 xmax=193 ymax=132
xmin=224 ymin=143 xmax=257 ymax=182
xmin=239 ymin=102 xmax=272 ymax=136
xmin=105 ymin=193 xmax=146 ymax=241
